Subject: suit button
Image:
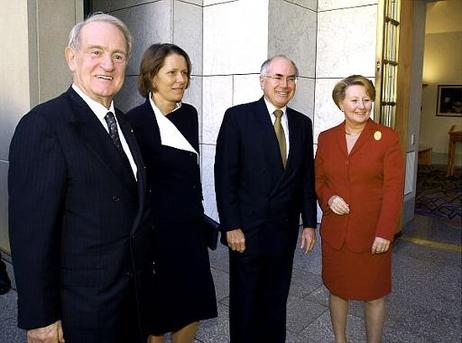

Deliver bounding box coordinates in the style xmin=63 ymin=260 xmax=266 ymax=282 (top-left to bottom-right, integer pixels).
xmin=148 ymin=188 xmax=152 ymax=193
xmin=192 ymin=185 xmax=197 ymax=189
xmin=125 ymin=271 xmax=133 ymax=279
xmin=112 ymin=195 xmax=120 ymax=202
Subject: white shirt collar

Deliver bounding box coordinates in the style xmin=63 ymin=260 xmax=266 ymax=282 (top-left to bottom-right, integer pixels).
xmin=72 ymin=84 xmax=115 ymax=120
xmin=149 ymin=94 xmax=198 ymax=156
xmin=263 ymin=97 xmax=287 ymax=117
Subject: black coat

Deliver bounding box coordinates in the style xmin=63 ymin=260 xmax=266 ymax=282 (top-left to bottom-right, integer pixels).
xmin=126 ymin=99 xmax=204 ymax=224
xmin=8 ymin=87 xmax=152 ymax=341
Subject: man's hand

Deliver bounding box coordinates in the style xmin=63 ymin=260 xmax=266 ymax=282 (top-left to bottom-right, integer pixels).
xmin=226 ymin=228 xmax=246 ymax=253
xmin=371 ymin=236 xmax=391 ymax=255
xmin=300 ymin=227 xmax=316 ymax=254
xmin=27 ymin=320 xmax=64 ymax=343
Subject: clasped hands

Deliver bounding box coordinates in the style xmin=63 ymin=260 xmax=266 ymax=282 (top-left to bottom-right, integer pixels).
xmin=328 ymin=195 xmax=390 ymax=255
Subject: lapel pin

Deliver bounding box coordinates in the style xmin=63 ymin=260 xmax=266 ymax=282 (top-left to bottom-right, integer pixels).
xmin=374 ymin=130 xmax=382 ymax=141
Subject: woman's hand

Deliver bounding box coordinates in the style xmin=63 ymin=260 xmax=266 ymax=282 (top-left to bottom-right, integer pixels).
xmin=328 ymin=195 xmax=350 ymax=215
xmin=371 ymin=236 xmax=391 ymax=254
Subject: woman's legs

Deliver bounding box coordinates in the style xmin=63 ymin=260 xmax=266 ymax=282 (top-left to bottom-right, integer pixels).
xmin=147 ymin=322 xmax=199 ymax=343
xmin=329 ymin=293 xmax=349 ymax=343
xmin=364 ymin=297 xmax=385 ymax=343
xmin=148 ymin=335 xmax=164 ymax=343
xmin=171 ymin=322 xmax=199 ymax=343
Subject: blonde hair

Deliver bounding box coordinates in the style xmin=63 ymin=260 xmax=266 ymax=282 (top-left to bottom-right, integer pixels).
xmin=332 ymin=75 xmax=376 ymax=109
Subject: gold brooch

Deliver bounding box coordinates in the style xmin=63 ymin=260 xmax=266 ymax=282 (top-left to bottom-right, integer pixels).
xmin=374 ymin=131 xmax=382 ymax=141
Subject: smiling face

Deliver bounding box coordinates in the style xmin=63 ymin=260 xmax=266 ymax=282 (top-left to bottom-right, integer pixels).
xmin=260 ymin=57 xmax=296 ymax=108
xmin=65 ymin=21 xmax=127 ymax=108
xmin=340 ymin=85 xmax=373 ymax=127
xmin=151 ymin=53 xmax=189 ymax=112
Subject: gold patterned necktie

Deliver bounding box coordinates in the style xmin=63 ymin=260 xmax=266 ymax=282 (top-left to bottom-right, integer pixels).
xmin=273 ymin=109 xmax=287 ymax=168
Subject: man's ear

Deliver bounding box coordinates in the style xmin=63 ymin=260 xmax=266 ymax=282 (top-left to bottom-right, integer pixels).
xmin=259 ymin=76 xmax=265 ymax=90
xmin=65 ymin=47 xmax=76 ymax=72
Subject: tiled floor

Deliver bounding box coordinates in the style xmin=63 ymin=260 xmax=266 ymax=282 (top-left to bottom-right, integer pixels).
xmin=1 ymin=214 xmax=461 ymax=342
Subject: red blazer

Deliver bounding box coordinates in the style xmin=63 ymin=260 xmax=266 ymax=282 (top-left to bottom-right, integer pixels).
xmin=315 ymin=119 xmax=405 ymax=253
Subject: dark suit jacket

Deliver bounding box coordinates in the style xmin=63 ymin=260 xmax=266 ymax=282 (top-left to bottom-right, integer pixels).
xmin=214 ymin=97 xmax=317 ymax=255
xmin=315 ymin=119 xmax=404 ymax=252
xmin=8 ymin=87 xmax=152 ymax=338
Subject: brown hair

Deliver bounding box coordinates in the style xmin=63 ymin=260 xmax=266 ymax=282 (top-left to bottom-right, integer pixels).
xmin=138 ymin=43 xmax=192 ymax=97
xmin=332 ymin=75 xmax=376 ymax=109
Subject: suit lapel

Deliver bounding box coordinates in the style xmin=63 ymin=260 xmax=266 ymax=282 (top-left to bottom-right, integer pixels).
xmin=285 ymin=108 xmax=299 ymax=170
xmin=254 ymin=98 xmax=285 ymax=178
xmin=117 ymin=110 xmax=147 ymax=235
xmin=349 ymin=118 xmax=377 ymax=156
xmin=335 ymin=122 xmax=349 ymax=157
xmin=66 ymin=88 xmax=137 ymax=192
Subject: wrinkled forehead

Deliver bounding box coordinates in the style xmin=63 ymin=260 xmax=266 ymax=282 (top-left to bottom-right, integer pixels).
xmin=80 ymin=21 xmax=127 ymax=52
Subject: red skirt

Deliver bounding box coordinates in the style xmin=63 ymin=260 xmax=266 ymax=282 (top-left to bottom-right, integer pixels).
xmin=321 ymin=239 xmax=392 ymax=300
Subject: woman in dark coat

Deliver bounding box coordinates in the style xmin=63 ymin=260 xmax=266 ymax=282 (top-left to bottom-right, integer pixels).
xmin=315 ymin=75 xmax=404 ymax=343
xmin=126 ymin=43 xmax=217 ymax=343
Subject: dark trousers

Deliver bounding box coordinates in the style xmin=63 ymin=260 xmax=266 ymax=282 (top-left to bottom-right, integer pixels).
xmin=62 ymin=281 xmax=146 ymax=343
xmin=0 ymin=252 xmax=6 ymax=271
xmin=229 ymin=250 xmax=295 ymax=343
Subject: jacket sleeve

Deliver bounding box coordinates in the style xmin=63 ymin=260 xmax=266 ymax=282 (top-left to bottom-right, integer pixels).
xmin=301 ymin=118 xmax=317 ymax=228
xmin=8 ymin=112 xmax=65 ymax=329
xmin=214 ymin=109 xmax=242 ymax=231
xmin=375 ymin=132 xmax=405 ymax=240
xmin=314 ymin=133 xmax=336 ymax=214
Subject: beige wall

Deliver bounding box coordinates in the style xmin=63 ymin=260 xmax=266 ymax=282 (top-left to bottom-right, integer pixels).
xmin=0 ymin=0 xmax=82 ymax=252
xmin=0 ymin=1 xmax=30 ymax=252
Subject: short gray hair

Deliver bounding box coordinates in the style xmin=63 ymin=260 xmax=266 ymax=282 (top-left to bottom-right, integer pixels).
xmin=68 ymin=12 xmax=133 ymax=60
xmin=260 ymin=55 xmax=299 ymax=77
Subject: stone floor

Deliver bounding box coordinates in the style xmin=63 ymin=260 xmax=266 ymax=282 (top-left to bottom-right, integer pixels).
xmin=1 ymin=214 xmax=461 ymax=342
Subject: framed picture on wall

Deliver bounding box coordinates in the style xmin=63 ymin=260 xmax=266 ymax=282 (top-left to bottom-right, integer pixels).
xmin=436 ymin=85 xmax=462 ymax=117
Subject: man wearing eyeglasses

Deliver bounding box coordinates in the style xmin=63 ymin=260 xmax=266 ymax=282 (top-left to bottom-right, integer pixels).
xmin=8 ymin=13 xmax=152 ymax=343
xmin=215 ymin=55 xmax=317 ymax=343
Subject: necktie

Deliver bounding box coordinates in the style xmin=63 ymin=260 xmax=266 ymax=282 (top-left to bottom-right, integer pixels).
xmin=104 ymin=112 xmax=126 ymax=156
xmin=273 ymin=109 xmax=287 ymax=168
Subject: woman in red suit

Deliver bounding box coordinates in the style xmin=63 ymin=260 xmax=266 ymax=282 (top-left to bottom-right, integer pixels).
xmin=315 ymin=75 xmax=404 ymax=343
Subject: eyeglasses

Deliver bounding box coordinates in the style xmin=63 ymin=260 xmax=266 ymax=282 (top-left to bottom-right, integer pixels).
xmin=263 ymin=75 xmax=298 ymax=84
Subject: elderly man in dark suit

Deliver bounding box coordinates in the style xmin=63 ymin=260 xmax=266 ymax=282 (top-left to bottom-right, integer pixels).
xmin=8 ymin=13 xmax=151 ymax=343
xmin=214 ymin=55 xmax=317 ymax=343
